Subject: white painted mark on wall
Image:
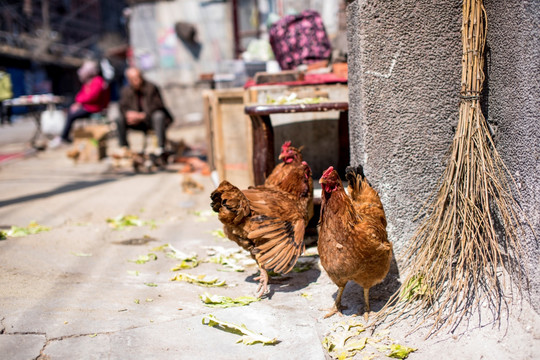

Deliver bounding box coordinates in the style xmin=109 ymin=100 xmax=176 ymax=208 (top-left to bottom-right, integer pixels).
xmin=365 ymin=49 xmax=401 ymax=79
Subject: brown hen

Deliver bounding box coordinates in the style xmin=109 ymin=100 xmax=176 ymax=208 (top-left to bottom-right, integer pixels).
xmin=262 ymin=141 xmax=314 ymax=221
xmin=318 ymin=165 xmax=392 ymax=320
xmin=210 ymin=159 xmax=312 ymax=297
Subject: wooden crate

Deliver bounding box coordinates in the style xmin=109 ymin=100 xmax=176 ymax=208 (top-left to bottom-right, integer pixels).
xmin=203 ymin=89 xmax=254 ymax=189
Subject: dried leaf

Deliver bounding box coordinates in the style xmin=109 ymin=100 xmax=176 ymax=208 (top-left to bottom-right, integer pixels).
xmin=170 ymin=273 xmax=226 ymax=287
xmin=7 ymin=221 xmax=51 ymax=237
xmin=128 ymin=253 xmax=158 ymax=264
xmin=199 ymin=292 xmax=259 ymax=308
xmin=387 ymin=344 xmax=417 ymax=359
xmin=202 ymin=314 xmax=278 ymax=345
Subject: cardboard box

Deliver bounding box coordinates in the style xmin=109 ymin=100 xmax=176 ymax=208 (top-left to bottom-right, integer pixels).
xmin=67 ymin=124 xmax=110 ymax=162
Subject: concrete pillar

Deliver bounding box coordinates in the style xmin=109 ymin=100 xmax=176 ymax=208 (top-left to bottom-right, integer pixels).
xmin=347 ymin=0 xmax=539 ymax=311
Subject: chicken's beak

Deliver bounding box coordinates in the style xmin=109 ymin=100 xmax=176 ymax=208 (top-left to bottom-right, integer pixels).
xmin=319 ymin=177 xmax=327 ymax=184
xmin=278 ymin=153 xmax=285 ymax=160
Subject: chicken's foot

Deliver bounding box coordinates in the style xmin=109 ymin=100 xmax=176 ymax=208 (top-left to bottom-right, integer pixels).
xmin=363 ymin=287 xmax=370 ymax=321
xmin=254 ymin=268 xmax=269 ymax=298
xmin=323 ymin=286 xmax=345 ymax=319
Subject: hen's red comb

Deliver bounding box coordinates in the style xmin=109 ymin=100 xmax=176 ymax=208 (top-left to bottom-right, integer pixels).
xmin=322 ymin=166 xmax=334 ymax=179
xmin=281 ymin=141 xmax=292 ymax=152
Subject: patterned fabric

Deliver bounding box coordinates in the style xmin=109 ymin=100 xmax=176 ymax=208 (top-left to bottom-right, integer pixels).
xmin=269 ymin=10 xmax=331 ymax=71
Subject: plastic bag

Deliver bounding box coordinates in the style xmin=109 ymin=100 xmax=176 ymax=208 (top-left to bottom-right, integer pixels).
xmin=40 ymin=105 xmax=66 ymax=135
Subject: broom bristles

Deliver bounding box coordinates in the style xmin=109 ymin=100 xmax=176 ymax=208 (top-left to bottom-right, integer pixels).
xmin=375 ymin=0 xmax=532 ymax=337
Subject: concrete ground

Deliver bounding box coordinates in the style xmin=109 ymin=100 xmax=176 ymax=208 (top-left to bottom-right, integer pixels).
xmin=0 ymin=120 xmax=538 ymax=359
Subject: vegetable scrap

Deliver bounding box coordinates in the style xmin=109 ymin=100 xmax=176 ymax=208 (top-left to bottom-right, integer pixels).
xmin=152 ymin=243 xmax=199 ymax=269
xmin=144 ymin=282 xmax=158 ymax=287
xmin=6 ymin=221 xmax=51 ymax=237
xmin=71 ymin=252 xmax=92 ymax=257
xmin=400 ymin=274 xmax=430 ymax=301
xmin=170 ymin=273 xmax=226 ymax=287
xmin=128 ymin=253 xmax=158 ymax=264
xmin=301 ymin=292 xmax=313 ymax=300
xmin=201 ymin=314 xmax=278 ymax=345
xmin=210 ymin=229 xmax=226 ymax=239
xmin=127 ymin=270 xmax=140 ymax=276
xmin=192 ymin=210 xmax=217 ymax=222
xmin=199 ymin=292 xmax=259 ymax=308
xmin=134 ymin=299 xmax=140 ymax=304
xmin=0 ymin=231 xmax=6 ymax=240
xmin=266 ymin=92 xmax=328 ymax=105
xmin=205 ymin=246 xmax=256 ymax=272
xmin=106 ymin=215 xmax=157 ymax=230
xmin=89 ymin=333 xmax=98 ymax=338
xmin=322 ymin=320 xmax=416 ymax=360
xmin=387 ymin=344 xmax=417 ymax=359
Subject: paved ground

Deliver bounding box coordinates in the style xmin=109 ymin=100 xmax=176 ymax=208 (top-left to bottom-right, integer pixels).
xmin=0 ymin=121 xmax=538 ymax=359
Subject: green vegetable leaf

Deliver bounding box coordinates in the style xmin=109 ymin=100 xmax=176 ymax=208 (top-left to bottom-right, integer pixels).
xmin=71 ymin=252 xmax=92 ymax=257
xmin=170 ymin=273 xmax=226 ymax=287
xmin=6 ymin=221 xmax=51 ymax=237
xmin=400 ymin=274 xmax=430 ymax=301
xmin=151 ymin=243 xmax=199 ymax=269
xmin=0 ymin=231 xmax=7 ymax=240
xmin=210 ymin=229 xmax=226 ymax=239
xmin=128 ymin=253 xmax=158 ymax=264
xmin=205 ymin=246 xmax=255 ymax=272
xmin=199 ymin=292 xmax=259 ymax=308
xmin=106 ymin=215 xmax=156 ymax=230
xmin=387 ymin=344 xmax=417 ymax=359
xmin=202 ymin=314 xmax=278 ymax=345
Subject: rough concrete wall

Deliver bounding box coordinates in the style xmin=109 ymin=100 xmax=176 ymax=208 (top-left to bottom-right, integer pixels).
xmin=347 ymin=0 xmax=539 ymax=312
xmin=483 ymin=0 xmax=540 ymax=311
xmin=347 ymin=0 xmax=462 ymax=254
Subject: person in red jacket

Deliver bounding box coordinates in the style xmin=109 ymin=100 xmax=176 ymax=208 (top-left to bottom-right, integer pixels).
xmin=50 ymin=60 xmax=110 ymax=148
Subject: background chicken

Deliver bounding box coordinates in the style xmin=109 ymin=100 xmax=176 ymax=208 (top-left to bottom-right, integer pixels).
xmin=210 ymin=158 xmax=312 ymax=297
xmin=262 ymin=141 xmax=314 ymax=221
xmin=318 ymin=165 xmax=392 ymax=320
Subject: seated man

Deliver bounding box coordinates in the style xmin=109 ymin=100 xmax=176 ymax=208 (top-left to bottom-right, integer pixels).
xmin=117 ymin=67 xmax=173 ymax=155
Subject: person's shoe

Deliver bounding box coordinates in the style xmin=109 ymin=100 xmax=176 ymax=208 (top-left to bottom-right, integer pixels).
xmin=48 ymin=136 xmax=69 ymax=149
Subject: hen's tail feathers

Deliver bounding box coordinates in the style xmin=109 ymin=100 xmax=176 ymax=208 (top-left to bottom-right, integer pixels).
xmin=210 ymin=181 xmax=250 ymax=225
xmin=346 ymin=165 xmax=369 ymax=193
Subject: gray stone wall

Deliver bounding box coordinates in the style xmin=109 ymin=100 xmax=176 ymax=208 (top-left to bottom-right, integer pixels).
xmin=347 ymin=0 xmax=539 ymax=311
xmin=483 ymin=0 xmax=540 ymax=310
xmin=347 ymin=0 xmax=462 ymax=254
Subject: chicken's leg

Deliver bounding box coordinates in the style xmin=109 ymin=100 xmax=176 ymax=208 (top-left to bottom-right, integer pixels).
xmin=254 ymin=268 xmax=269 ymax=298
xmin=324 ymin=286 xmax=345 ymax=319
xmin=363 ymin=287 xmax=370 ymax=321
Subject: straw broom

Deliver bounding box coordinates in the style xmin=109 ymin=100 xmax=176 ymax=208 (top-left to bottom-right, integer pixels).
xmin=375 ymin=0 xmax=532 ymax=336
